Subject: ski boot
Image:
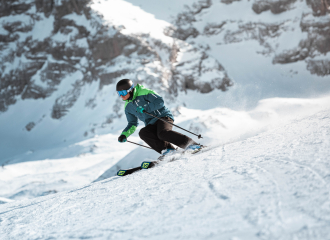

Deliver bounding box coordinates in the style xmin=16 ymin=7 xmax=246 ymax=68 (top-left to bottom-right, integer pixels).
xmin=157 ymin=148 xmax=176 ymax=161
xmin=186 ymin=144 xmax=204 ymax=154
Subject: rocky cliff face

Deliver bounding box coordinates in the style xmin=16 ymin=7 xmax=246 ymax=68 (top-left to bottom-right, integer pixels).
xmin=273 ymin=13 xmax=330 ymax=66
xmin=0 ymin=0 xmax=232 ymax=122
xmin=308 ymin=0 xmax=330 ymax=16
xmin=166 ymin=0 xmax=330 ymax=78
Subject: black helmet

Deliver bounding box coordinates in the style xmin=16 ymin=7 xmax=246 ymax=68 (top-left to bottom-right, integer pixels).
xmin=116 ymin=79 xmax=133 ymax=91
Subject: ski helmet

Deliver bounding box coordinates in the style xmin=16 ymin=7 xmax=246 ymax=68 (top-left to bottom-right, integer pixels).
xmin=116 ymin=79 xmax=133 ymax=91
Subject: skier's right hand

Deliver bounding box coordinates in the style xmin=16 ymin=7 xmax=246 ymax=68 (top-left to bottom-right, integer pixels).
xmin=118 ymin=135 xmax=127 ymax=143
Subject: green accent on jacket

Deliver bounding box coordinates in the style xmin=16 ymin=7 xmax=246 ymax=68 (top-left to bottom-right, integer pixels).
xmin=124 ymin=84 xmax=159 ymax=109
xmin=122 ymin=125 xmax=137 ymax=138
xmin=120 ymin=83 xmax=174 ymax=138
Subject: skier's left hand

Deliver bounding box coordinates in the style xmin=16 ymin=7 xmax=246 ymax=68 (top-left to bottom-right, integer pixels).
xmin=137 ymin=106 xmax=145 ymax=113
xmin=118 ymin=135 xmax=127 ymax=143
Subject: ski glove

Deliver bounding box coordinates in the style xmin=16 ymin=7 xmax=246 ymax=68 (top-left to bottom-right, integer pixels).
xmin=137 ymin=106 xmax=145 ymax=113
xmin=118 ymin=135 xmax=127 ymax=143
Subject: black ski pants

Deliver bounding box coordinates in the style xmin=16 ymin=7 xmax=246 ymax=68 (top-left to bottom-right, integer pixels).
xmin=139 ymin=117 xmax=196 ymax=154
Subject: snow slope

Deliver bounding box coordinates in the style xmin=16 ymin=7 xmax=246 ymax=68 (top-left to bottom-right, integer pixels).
xmin=1 ymin=94 xmax=329 ymax=202
xmin=1 ymin=107 xmax=330 ymax=239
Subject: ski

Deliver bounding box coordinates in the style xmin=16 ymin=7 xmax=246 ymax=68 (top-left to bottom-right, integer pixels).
xmin=141 ymin=161 xmax=157 ymax=169
xmin=117 ymin=166 xmax=141 ymax=176
xmin=116 ymin=161 xmax=156 ymax=177
xmin=141 ymin=146 xmax=205 ymax=169
xmin=117 ymin=146 xmax=206 ymax=176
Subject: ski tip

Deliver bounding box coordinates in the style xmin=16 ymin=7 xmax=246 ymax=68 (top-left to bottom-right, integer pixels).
xmin=117 ymin=170 xmax=127 ymax=176
xmin=141 ymin=161 xmax=152 ymax=169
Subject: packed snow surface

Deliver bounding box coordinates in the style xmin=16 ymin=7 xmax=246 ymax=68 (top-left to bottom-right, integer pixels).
xmin=1 ymin=107 xmax=330 ymax=239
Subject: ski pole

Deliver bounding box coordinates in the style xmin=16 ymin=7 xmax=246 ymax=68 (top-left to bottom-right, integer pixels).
xmin=143 ymin=111 xmax=203 ymax=139
xmin=127 ymin=140 xmax=153 ymax=149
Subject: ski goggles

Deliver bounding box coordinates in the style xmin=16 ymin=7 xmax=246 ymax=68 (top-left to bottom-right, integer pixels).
xmin=117 ymin=84 xmax=134 ymax=97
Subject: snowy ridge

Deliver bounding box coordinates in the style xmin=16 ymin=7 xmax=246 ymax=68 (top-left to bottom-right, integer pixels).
xmin=1 ymin=107 xmax=330 ymax=239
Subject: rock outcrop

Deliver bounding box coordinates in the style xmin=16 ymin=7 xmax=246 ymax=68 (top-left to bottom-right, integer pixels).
xmin=273 ymin=14 xmax=330 ymax=76
xmin=307 ymin=0 xmax=330 ymax=16
xmin=168 ymin=0 xmax=330 ymax=77
xmin=252 ymin=0 xmax=297 ymax=14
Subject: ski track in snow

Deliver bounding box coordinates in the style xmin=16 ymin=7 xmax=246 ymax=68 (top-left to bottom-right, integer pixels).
xmin=1 ymin=109 xmax=330 ymax=239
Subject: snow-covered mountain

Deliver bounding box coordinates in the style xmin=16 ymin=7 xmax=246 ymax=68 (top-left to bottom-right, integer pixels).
xmin=0 ymin=0 xmax=232 ymax=115
xmin=1 ymin=0 xmax=329 ymax=161
xmin=164 ymin=0 xmax=330 ymax=103
xmin=0 ymin=0 xmax=330 ymax=208
xmin=1 ymin=106 xmax=330 ymax=239
xmin=0 ymin=0 xmax=233 ymax=162
xmin=0 ymin=0 xmax=330 ymax=237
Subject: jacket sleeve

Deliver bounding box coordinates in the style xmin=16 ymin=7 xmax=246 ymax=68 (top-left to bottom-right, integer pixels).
xmin=121 ymin=108 xmax=138 ymax=138
xmin=143 ymin=93 xmax=165 ymax=113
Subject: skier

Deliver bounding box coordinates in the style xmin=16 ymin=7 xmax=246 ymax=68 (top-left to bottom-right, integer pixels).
xmin=116 ymin=79 xmax=201 ymax=157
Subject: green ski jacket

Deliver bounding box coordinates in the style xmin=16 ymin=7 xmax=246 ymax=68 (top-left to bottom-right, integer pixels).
xmin=121 ymin=84 xmax=174 ymax=138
